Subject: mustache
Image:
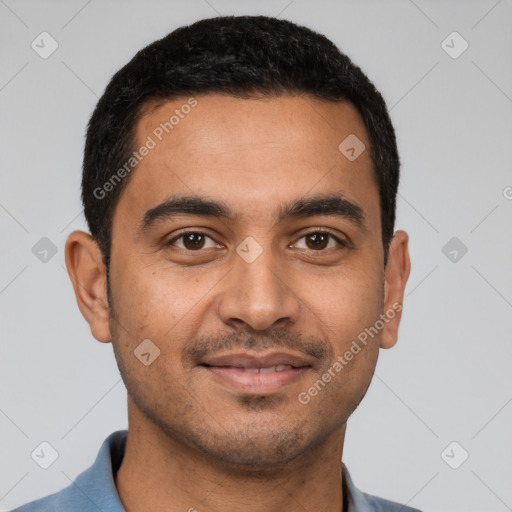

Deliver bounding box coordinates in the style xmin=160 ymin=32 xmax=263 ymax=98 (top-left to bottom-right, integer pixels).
xmin=182 ymin=327 xmax=332 ymax=367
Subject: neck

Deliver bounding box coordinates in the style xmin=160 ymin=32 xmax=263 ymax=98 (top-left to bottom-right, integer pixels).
xmin=115 ymin=407 xmax=346 ymax=512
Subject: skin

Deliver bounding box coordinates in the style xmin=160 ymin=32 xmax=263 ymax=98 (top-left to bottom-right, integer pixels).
xmin=65 ymin=94 xmax=410 ymax=512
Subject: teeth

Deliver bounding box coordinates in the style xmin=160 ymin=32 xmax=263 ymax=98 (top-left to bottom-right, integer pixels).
xmin=215 ymin=364 xmax=295 ymax=373
xmin=255 ymin=364 xmax=293 ymax=373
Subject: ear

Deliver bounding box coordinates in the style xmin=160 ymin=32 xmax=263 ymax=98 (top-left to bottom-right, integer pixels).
xmin=65 ymin=230 xmax=112 ymax=343
xmin=380 ymin=230 xmax=411 ymax=349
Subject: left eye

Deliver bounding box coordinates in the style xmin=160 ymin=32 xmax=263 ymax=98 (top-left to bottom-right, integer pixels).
xmin=293 ymin=231 xmax=345 ymax=251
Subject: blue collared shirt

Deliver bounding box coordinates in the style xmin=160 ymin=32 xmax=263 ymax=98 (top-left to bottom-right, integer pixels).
xmin=10 ymin=430 xmax=422 ymax=511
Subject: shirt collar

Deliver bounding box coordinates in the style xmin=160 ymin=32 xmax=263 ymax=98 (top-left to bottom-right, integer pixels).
xmin=80 ymin=430 xmax=389 ymax=512
xmin=342 ymin=462 xmax=375 ymax=512
xmin=70 ymin=430 xmax=127 ymax=511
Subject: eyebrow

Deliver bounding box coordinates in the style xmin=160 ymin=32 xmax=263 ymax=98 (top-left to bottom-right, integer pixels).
xmin=137 ymin=193 xmax=366 ymax=234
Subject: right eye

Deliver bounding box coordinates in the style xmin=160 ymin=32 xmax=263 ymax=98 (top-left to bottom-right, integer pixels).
xmin=165 ymin=231 xmax=220 ymax=251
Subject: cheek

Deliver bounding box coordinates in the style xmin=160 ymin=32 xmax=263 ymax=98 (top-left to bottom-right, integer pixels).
xmin=305 ymin=262 xmax=383 ymax=396
xmin=312 ymin=263 xmax=384 ymax=341
xmin=109 ymin=259 xmax=223 ymax=344
xmin=329 ymin=345 xmax=379 ymax=411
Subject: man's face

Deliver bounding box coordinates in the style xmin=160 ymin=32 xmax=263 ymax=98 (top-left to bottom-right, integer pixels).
xmin=105 ymin=94 xmax=393 ymax=467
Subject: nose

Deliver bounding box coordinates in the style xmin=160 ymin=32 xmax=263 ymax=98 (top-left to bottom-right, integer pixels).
xmin=217 ymin=244 xmax=301 ymax=332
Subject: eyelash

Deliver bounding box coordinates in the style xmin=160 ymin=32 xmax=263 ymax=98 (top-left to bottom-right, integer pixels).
xmin=165 ymin=229 xmax=348 ymax=252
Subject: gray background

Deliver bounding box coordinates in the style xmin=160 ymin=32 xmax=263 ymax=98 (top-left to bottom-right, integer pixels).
xmin=1 ymin=0 xmax=511 ymax=510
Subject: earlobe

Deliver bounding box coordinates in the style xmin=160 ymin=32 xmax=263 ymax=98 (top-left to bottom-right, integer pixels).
xmin=381 ymin=230 xmax=411 ymax=349
xmin=65 ymin=231 xmax=112 ymax=343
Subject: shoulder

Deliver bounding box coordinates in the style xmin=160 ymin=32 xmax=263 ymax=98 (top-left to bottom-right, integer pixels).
xmin=362 ymin=491 xmax=423 ymax=511
xmin=342 ymin=463 xmax=423 ymax=512
xmin=7 ymin=485 xmax=77 ymax=512
xmin=7 ymin=430 xmax=128 ymax=512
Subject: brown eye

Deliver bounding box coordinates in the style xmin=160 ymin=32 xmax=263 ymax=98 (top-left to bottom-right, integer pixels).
xmin=294 ymin=230 xmax=347 ymax=251
xmin=305 ymin=232 xmax=329 ymax=250
xmin=182 ymin=233 xmax=206 ymax=250
xmin=167 ymin=232 xmax=217 ymax=251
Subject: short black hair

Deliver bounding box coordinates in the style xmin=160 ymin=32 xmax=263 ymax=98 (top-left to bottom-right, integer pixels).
xmin=82 ymin=15 xmax=400 ymax=269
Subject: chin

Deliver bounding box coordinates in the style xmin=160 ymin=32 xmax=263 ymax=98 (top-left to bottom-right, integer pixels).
xmin=196 ymin=430 xmax=309 ymax=473
xmin=182 ymin=413 xmax=338 ymax=475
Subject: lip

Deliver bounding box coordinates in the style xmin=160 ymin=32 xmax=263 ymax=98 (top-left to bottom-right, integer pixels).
xmin=201 ymin=350 xmax=313 ymax=369
xmin=200 ymin=350 xmax=313 ymax=394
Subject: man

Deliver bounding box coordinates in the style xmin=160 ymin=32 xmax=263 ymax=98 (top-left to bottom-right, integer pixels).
xmin=12 ymin=15 xmax=416 ymax=512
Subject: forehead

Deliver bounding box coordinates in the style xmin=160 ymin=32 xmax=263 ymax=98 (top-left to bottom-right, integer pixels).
xmin=117 ymin=94 xmax=378 ymax=225
xmin=136 ymin=94 xmax=369 ymax=164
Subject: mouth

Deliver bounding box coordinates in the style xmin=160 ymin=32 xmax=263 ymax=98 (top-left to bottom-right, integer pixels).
xmin=199 ymin=351 xmax=313 ymax=394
